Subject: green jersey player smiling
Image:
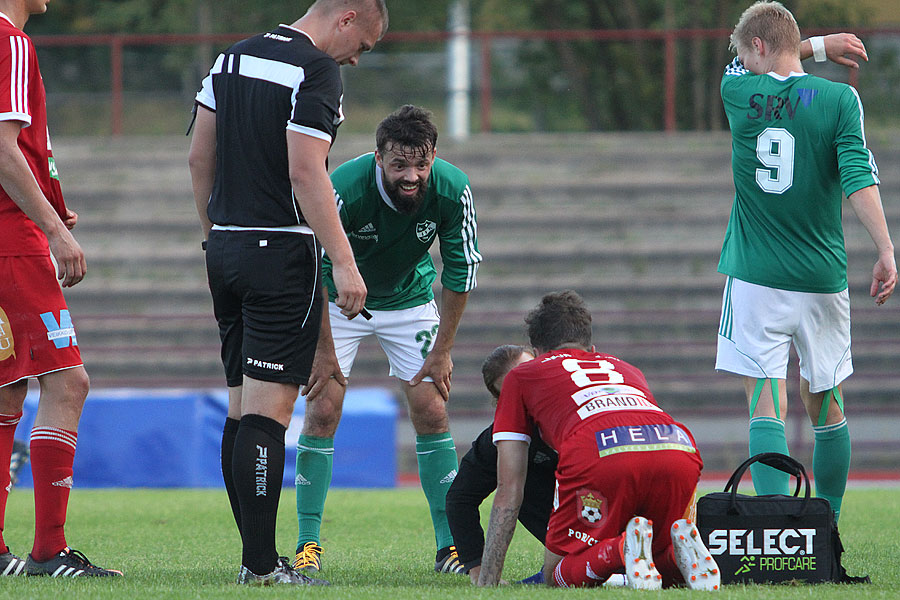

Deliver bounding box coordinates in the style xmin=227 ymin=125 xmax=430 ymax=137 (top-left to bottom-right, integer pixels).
xmin=294 ymin=105 xmax=481 ymax=576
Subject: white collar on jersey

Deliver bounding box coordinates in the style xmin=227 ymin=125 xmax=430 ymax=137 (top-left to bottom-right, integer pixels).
xmin=278 ymin=23 xmax=316 ymax=47
xmin=0 ymin=12 xmax=16 ymax=28
xmin=767 ymin=71 xmax=808 ymax=81
xmin=374 ymin=163 xmax=401 ymax=213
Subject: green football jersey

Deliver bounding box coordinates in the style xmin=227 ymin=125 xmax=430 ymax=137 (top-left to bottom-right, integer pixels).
xmin=323 ymin=153 xmax=481 ymax=310
xmin=718 ymin=58 xmax=880 ymax=293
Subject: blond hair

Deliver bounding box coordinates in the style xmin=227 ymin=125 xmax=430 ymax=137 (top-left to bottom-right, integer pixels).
xmin=730 ymin=1 xmax=801 ymax=56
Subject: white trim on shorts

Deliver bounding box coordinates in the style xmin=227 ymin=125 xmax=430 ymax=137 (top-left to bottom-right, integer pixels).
xmin=328 ymin=300 xmax=441 ymax=382
xmin=715 ymin=276 xmax=852 ymax=393
xmin=211 ymin=224 xmax=314 ymax=235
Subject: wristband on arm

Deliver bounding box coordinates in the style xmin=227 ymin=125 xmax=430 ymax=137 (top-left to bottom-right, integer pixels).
xmin=810 ymin=36 xmax=827 ymax=63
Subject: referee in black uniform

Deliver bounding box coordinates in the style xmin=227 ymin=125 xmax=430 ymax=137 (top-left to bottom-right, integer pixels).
xmin=188 ymin=0 xmax=387 ymax=586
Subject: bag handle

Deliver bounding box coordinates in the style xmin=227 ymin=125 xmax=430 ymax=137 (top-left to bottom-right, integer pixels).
xmin=722 ymin=452 xmax=812 ymax=517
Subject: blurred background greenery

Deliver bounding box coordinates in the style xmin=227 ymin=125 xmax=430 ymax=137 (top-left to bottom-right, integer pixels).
xmin=22 ymin=0 xmax=900 ymax=135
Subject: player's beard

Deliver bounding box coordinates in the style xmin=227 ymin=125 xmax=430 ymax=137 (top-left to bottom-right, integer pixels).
xmin=383 ymin=175 xmax=427 ymax=215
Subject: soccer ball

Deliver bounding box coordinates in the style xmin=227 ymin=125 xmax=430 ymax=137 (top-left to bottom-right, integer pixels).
xmin=581 ymin=505 xmax=601 ymax=523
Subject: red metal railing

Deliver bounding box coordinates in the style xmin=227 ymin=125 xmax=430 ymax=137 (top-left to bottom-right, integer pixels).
xmin=32 ymin=27 xmax=898 ymax=135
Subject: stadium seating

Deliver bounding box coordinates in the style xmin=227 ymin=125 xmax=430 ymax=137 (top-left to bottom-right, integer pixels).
xmin=53 ymin=132 xmax=900 ymax=472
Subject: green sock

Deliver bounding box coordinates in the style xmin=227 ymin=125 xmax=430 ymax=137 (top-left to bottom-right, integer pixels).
xmin=416 ymin=433 xmax=458 ymax=551
xmin=295 ymin=434 xmax=334 ymax=551
xmin=748 ymin=417 xmax=791 ymax=495
xmin=813 ymin=419 xmax=850 ymax=523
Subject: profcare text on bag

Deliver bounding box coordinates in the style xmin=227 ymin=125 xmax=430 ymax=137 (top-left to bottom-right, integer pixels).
xmin=696 ymin=452 xmax=866 ymax=584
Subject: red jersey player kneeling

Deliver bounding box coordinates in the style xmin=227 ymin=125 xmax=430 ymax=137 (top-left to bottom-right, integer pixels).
xmin=477 ymin=291 xmax=719 ymax=590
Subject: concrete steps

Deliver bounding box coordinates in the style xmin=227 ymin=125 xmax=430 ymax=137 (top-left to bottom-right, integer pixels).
xmin=49 ymin=132 xmax=900 ymax=412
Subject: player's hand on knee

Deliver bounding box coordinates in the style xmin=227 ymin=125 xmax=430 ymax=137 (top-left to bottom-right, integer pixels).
xmin=411 ymin=350 xmax=452 ymax=401
xmin=302 ymin=353 xmax=346 ymax=400
xmin=823 ymin=33 xmax=867 ymax=68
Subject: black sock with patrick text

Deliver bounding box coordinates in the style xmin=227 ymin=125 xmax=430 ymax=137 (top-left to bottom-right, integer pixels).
xmin=232 ymin=414 xmax=286 ymax=575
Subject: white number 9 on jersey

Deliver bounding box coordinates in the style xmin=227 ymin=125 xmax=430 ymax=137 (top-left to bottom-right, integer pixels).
xmin=755 ymin=127 xmax=795 ymax=194
xmin=562 ymin=358 xmax=625 ymax=388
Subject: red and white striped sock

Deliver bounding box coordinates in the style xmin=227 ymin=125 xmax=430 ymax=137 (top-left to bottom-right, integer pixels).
xmin=30 ymin=426 xmax=77 ymax=562
xmin=0 ymin=412 xmax=22 ymax=555
xmin=551 ymin=533 xmax=625 ymax=587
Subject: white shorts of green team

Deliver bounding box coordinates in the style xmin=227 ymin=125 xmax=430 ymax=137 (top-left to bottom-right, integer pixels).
xmin=715 ymin=276 xmax=852 ymax=393
xmin=328 ymin=300 xmax=440 ymax=382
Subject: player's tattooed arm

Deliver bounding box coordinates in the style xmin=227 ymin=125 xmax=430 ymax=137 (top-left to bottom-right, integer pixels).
xmin=477 ymin=504 xmax=518 ymax=586
xmin=477 ymin=440 xmax=528 ymax=586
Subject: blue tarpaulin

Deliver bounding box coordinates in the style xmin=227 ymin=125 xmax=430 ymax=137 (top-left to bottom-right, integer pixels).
xmin=14 ymin=387 xmax=396 ymax=488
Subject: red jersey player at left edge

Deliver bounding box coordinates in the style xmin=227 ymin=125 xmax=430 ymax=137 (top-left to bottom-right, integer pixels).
xmin=0 ymin=0 xmax=122 ymax=578
xmin=477 ymin=290 xmax=719 ymax=590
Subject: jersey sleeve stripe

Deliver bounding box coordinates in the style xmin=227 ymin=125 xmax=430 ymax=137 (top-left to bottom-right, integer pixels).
xmin=20 ymin=36 xmax=28 ymax=117
xmin=194 ymin=53 xmax=224 ymax=110
xmin=492 ymin=431 xmax=531 ymax=445
xmin=459 ymin=185 xmax=482 ymax=290
xmin=848 ymin=86 xmax=880 ymax=185
xmin=7 ymin=35 xmax=31 ymax=124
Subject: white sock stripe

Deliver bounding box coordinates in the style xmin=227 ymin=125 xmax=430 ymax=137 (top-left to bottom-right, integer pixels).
xmin=415 ymin=447 xmax=457 ymax=455
xmin=553 ymin=562 xmax=568 ymax=587
xmin=749 ymin=416 xmax=785 ymax=427
xmin=30 ymin=431 xmax=78 ymax=446
xmin=296 ymin=444 xmax=334 ymax=454
xmin=31 ymin=427 xmax=78 ymax=444
xmin=0 ymin=416 xmax=21 ymax=426
xmin=813 ymin=418 xmax=848 ymax=434
xmin=30 ymin=427 xmax=78 ymax=450
xmin=416 ymin=433 xmax=454 ymax=442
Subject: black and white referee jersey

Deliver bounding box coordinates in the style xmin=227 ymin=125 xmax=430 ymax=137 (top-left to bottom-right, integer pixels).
xmin=194 ymin=24 xmax=344 ymax=228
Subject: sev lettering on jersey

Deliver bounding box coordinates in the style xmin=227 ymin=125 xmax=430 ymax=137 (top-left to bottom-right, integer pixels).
xmin=594 ymin=424 xmax=696 ymax=458
xmin=571 ymin=384 xmax=662 ymax=420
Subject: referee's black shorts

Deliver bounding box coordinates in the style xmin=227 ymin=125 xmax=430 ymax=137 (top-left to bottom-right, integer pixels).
xmin=205 ymin=229 xmax=322 ymax=387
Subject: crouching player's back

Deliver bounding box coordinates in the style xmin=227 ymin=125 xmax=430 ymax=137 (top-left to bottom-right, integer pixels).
xmin=479 ymin=291 xmax=719 ymax=590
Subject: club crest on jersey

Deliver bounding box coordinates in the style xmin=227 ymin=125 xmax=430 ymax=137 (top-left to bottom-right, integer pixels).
xmin=416 ymin=220 xmax=437 ymax=243
xmin=40 ymin=310 xmax=77 ymax=349
xmin=0 ymin=305 xmax=15 ymax=361
xmin=577 ymin=489 xmax=605 ymax=527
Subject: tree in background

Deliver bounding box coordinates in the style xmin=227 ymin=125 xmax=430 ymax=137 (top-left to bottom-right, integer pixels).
xmin=22 ymin=0 xmax=893 ymax=133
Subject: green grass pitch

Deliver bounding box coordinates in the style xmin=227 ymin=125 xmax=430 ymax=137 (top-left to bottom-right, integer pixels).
xmin=1 ymin=486 xmax=897 ymax=598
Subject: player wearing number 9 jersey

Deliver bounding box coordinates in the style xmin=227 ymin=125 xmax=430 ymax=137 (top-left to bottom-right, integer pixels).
xmin=479 ymin=291 xmax=714 ymax=589
xmin=716 ymin=2 xmax=896 ymax=522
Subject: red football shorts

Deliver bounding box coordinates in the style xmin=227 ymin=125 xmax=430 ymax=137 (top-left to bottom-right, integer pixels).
xmin=545 ymin=418 xmax=702 ymax=559
xmin=0 ymin=255 xmax=83 ymax=387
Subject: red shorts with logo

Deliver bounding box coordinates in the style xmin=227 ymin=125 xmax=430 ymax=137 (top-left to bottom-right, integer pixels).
xmin=545 ymin=415 xmax=702 ymax=559
xmin=0 ymin=255 xmax=83 ymax=387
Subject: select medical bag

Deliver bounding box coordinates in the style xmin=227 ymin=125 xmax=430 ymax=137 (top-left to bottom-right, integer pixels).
xmin=696 ymin=453 xmax=854 ymax=584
